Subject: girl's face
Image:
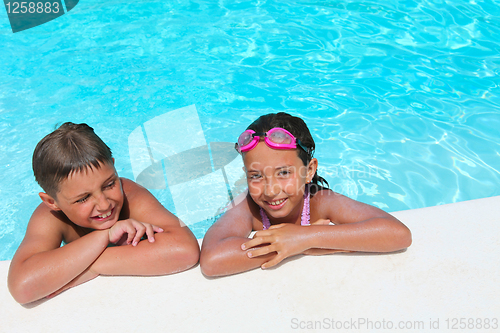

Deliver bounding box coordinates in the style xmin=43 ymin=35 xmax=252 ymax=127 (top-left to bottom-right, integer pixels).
xmin=47 ymin=161 xmax=124 ymax=230
xmin=243 ymin=141 xmax=317 ymax=223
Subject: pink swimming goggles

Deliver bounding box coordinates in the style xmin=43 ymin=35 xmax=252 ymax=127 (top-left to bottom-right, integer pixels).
xmin=235 ymin=127 xmax=310 ymax=154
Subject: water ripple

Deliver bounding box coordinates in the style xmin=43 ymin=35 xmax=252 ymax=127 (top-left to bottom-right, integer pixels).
xmin=0 ymin=0 xmax=499 ymax=259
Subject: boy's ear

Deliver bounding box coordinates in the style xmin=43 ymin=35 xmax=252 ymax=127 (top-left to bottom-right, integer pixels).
xmin=39 ymin=192 xmax=61 ymax=211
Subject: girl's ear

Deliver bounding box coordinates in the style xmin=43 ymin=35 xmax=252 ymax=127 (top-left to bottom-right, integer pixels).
xmin=39 ymin=192 xmax=61 ymax=211
xmin=307 ymin=158 xmax=318 ymax=182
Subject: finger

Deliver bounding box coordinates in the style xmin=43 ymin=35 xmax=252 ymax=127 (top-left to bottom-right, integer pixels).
xmin=144 ymin=223 xmax=156 ymax=242
xmin=311 ymin=219 xmax=331 ymax=225
xmin=252 ymin=230 xmax=271 ymax=238
xmin=247 ymin=245 xmax=275 ymax=258
xmin=131 ymin=223 xmax=146 ymax=246
xmin=241 ymin=236 xmax=272 ymax=250
xmin=268 ymin=223 xmax=287 ymax=230
xmin=152 ymin=225 xmax=164 ymax=233
xmin=261 ymin=255 xmax=284 ymax=269
xmin=125 ymin=223 xmax=139 ymax=245
xmin=125 ymin=225 xmax=137 ymax=245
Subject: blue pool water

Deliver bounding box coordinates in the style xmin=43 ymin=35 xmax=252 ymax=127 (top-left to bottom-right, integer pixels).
xmin=1 ymin=0 xmax=500 ymax=261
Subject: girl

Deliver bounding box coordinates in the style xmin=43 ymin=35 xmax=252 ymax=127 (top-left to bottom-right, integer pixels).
xmin=200 ymin=113 xmax=411 ymax=277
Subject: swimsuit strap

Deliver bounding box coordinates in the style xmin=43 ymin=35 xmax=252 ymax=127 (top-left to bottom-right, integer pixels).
xmin=260 ymin=185 xmax=310 ymax=230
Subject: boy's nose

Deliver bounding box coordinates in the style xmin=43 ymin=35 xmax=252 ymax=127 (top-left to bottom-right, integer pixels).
xmin=95 ymin=192 xmax=111 ymax=211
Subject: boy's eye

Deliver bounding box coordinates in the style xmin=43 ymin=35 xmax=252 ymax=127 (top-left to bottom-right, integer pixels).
xmin=76 ymin=195 xmax=89 ymax=203
xmin=104 ymin=180 xmax=116 ymax=189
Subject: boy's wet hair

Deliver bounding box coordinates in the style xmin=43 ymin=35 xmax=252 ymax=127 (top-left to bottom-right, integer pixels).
xmin=32 ymin=122 xmax=113 ymax=198
xmin=247 ymin=112 xmax=329 ymax=189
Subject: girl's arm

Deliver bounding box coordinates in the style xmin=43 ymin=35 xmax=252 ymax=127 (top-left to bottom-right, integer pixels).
xmin=308 ymin=190 xmax=412 ymax=251
xmin=242 ymin=190 xmax=412 ymax=268
xmin=200 ymin=194 xmax=276 ymax=277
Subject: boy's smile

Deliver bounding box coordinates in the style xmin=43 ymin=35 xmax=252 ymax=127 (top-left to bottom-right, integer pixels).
xmin=46 ymin=162 xmax=124 ymax=230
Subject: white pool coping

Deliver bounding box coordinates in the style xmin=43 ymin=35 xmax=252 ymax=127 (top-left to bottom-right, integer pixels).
xmin=1 ymin=196 xmax=499 ymax=332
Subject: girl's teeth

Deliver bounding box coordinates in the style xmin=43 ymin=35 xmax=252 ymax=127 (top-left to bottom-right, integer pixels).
xmin=270 ymin=199 xmax=286 ymax=206
xmin=97 ymin=211 xmax=112 ymax=219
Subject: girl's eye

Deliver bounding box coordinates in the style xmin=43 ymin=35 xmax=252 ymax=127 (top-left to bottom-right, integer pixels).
xmin=248 ymin=174 xmax=262 ymax=180
xmin=278 ymin=169 xmax=291 ymax=176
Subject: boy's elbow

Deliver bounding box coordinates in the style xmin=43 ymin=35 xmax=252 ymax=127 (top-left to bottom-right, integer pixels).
xmin=181 ymin=240 xmax=201 ymax=270
xmin=395 ymin=224 xmax=412 ymax=250
xmin=159 ymin=236 xmax=200 ymax=273
xmin=8 ymin=275 xmax=37 ymax=305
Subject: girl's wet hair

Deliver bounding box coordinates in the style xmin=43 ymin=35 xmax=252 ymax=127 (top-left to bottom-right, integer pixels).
xmin=32 ymin=122 xmax=113 ymax=198
xmin=247 ymin=112 xmax=329 ymax=189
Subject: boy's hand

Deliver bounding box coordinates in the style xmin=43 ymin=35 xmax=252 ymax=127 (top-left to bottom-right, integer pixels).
xmin=47 ymin=266 xmax=99 ymax=299
xmin=241 ymin=223 xmax=310 ymax=269
xmin=108 ymin=219 xmax=164 ymax=247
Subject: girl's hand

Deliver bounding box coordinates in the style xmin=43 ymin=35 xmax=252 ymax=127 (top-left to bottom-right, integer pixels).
xmin=302 ymin=248 xmax=353 ymax=255
xmin=241 ymin=223 xmax=311 ymax=269
xmin=108 ymin=219 xmax=164 ymax=247
xmin=310 ymin=218 xmax=331 ymax=226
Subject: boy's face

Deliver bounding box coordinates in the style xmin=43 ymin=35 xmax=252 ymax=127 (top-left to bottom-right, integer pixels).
xmin=48 ymin=162 xmax=124 ymax=230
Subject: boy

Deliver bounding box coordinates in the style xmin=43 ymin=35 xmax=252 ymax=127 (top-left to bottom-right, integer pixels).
xmin=8 ymin=122 xmax=200 ymax=304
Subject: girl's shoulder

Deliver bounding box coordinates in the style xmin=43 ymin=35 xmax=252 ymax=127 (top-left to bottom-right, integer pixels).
xmin=310 ymin=186 xmax=342 ymax=202
xmin=207 ymin=191 xmax=260 ymax=238
xmin=309 ymin=187 xmax=348 ymax=222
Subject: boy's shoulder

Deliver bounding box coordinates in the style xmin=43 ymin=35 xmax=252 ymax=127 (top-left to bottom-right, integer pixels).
xmin=26 ymin=202 xmax=81 ymax=245
xmin=120 ymin=177 xmax=151 ymax=202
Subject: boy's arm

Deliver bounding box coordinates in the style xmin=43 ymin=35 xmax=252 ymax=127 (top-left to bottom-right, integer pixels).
xmin=88 ymin=179 xmax=199 ymax=276
xmin=243 ymin=190 xmax=412 ymax=268
xmin=8 ymin=204 xmax=110 ymax=304
xmin=200 ymin=194 xmax=276 ymax=277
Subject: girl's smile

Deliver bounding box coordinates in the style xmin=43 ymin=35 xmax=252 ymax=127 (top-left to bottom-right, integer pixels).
xmin=266 ymin=197 xmax=288 ymax=210
xmin=243 ymin=141 xmax=316 ymax=224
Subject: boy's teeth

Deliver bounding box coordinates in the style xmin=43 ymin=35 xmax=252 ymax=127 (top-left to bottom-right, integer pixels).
xmin=270 ymin=199 xmax=286 ymax=206
xmin=97 ymin=211 xmax=112 ymax=219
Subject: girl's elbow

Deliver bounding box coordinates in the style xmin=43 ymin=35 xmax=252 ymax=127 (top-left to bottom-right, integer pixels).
xmin=199 ymin=249 xmax=220 ymax=277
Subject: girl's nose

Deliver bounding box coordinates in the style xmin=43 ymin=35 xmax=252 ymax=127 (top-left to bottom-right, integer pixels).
xmin=264 ymin=178 xmax=281 ymax=197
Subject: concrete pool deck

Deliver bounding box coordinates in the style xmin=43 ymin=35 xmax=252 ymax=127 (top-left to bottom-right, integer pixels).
xmin=1 ymin=196 xmax=499 ymax=332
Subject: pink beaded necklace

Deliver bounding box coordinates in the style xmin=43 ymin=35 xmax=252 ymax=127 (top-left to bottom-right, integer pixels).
xmin=260 ymin=185 xmax=311 ymax=230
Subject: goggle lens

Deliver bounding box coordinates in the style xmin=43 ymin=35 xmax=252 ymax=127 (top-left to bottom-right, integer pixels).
xmin=268 ymin=129 xmax=292 ymax=145
xmin=238 ymin=131 xmax=255 ymax=147
xmin=235 ymin=127 xmax=310 ymax=155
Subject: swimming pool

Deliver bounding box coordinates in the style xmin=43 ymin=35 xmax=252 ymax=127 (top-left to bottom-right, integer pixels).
xmin=1 ymin=0 xmax=499 ymax=261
